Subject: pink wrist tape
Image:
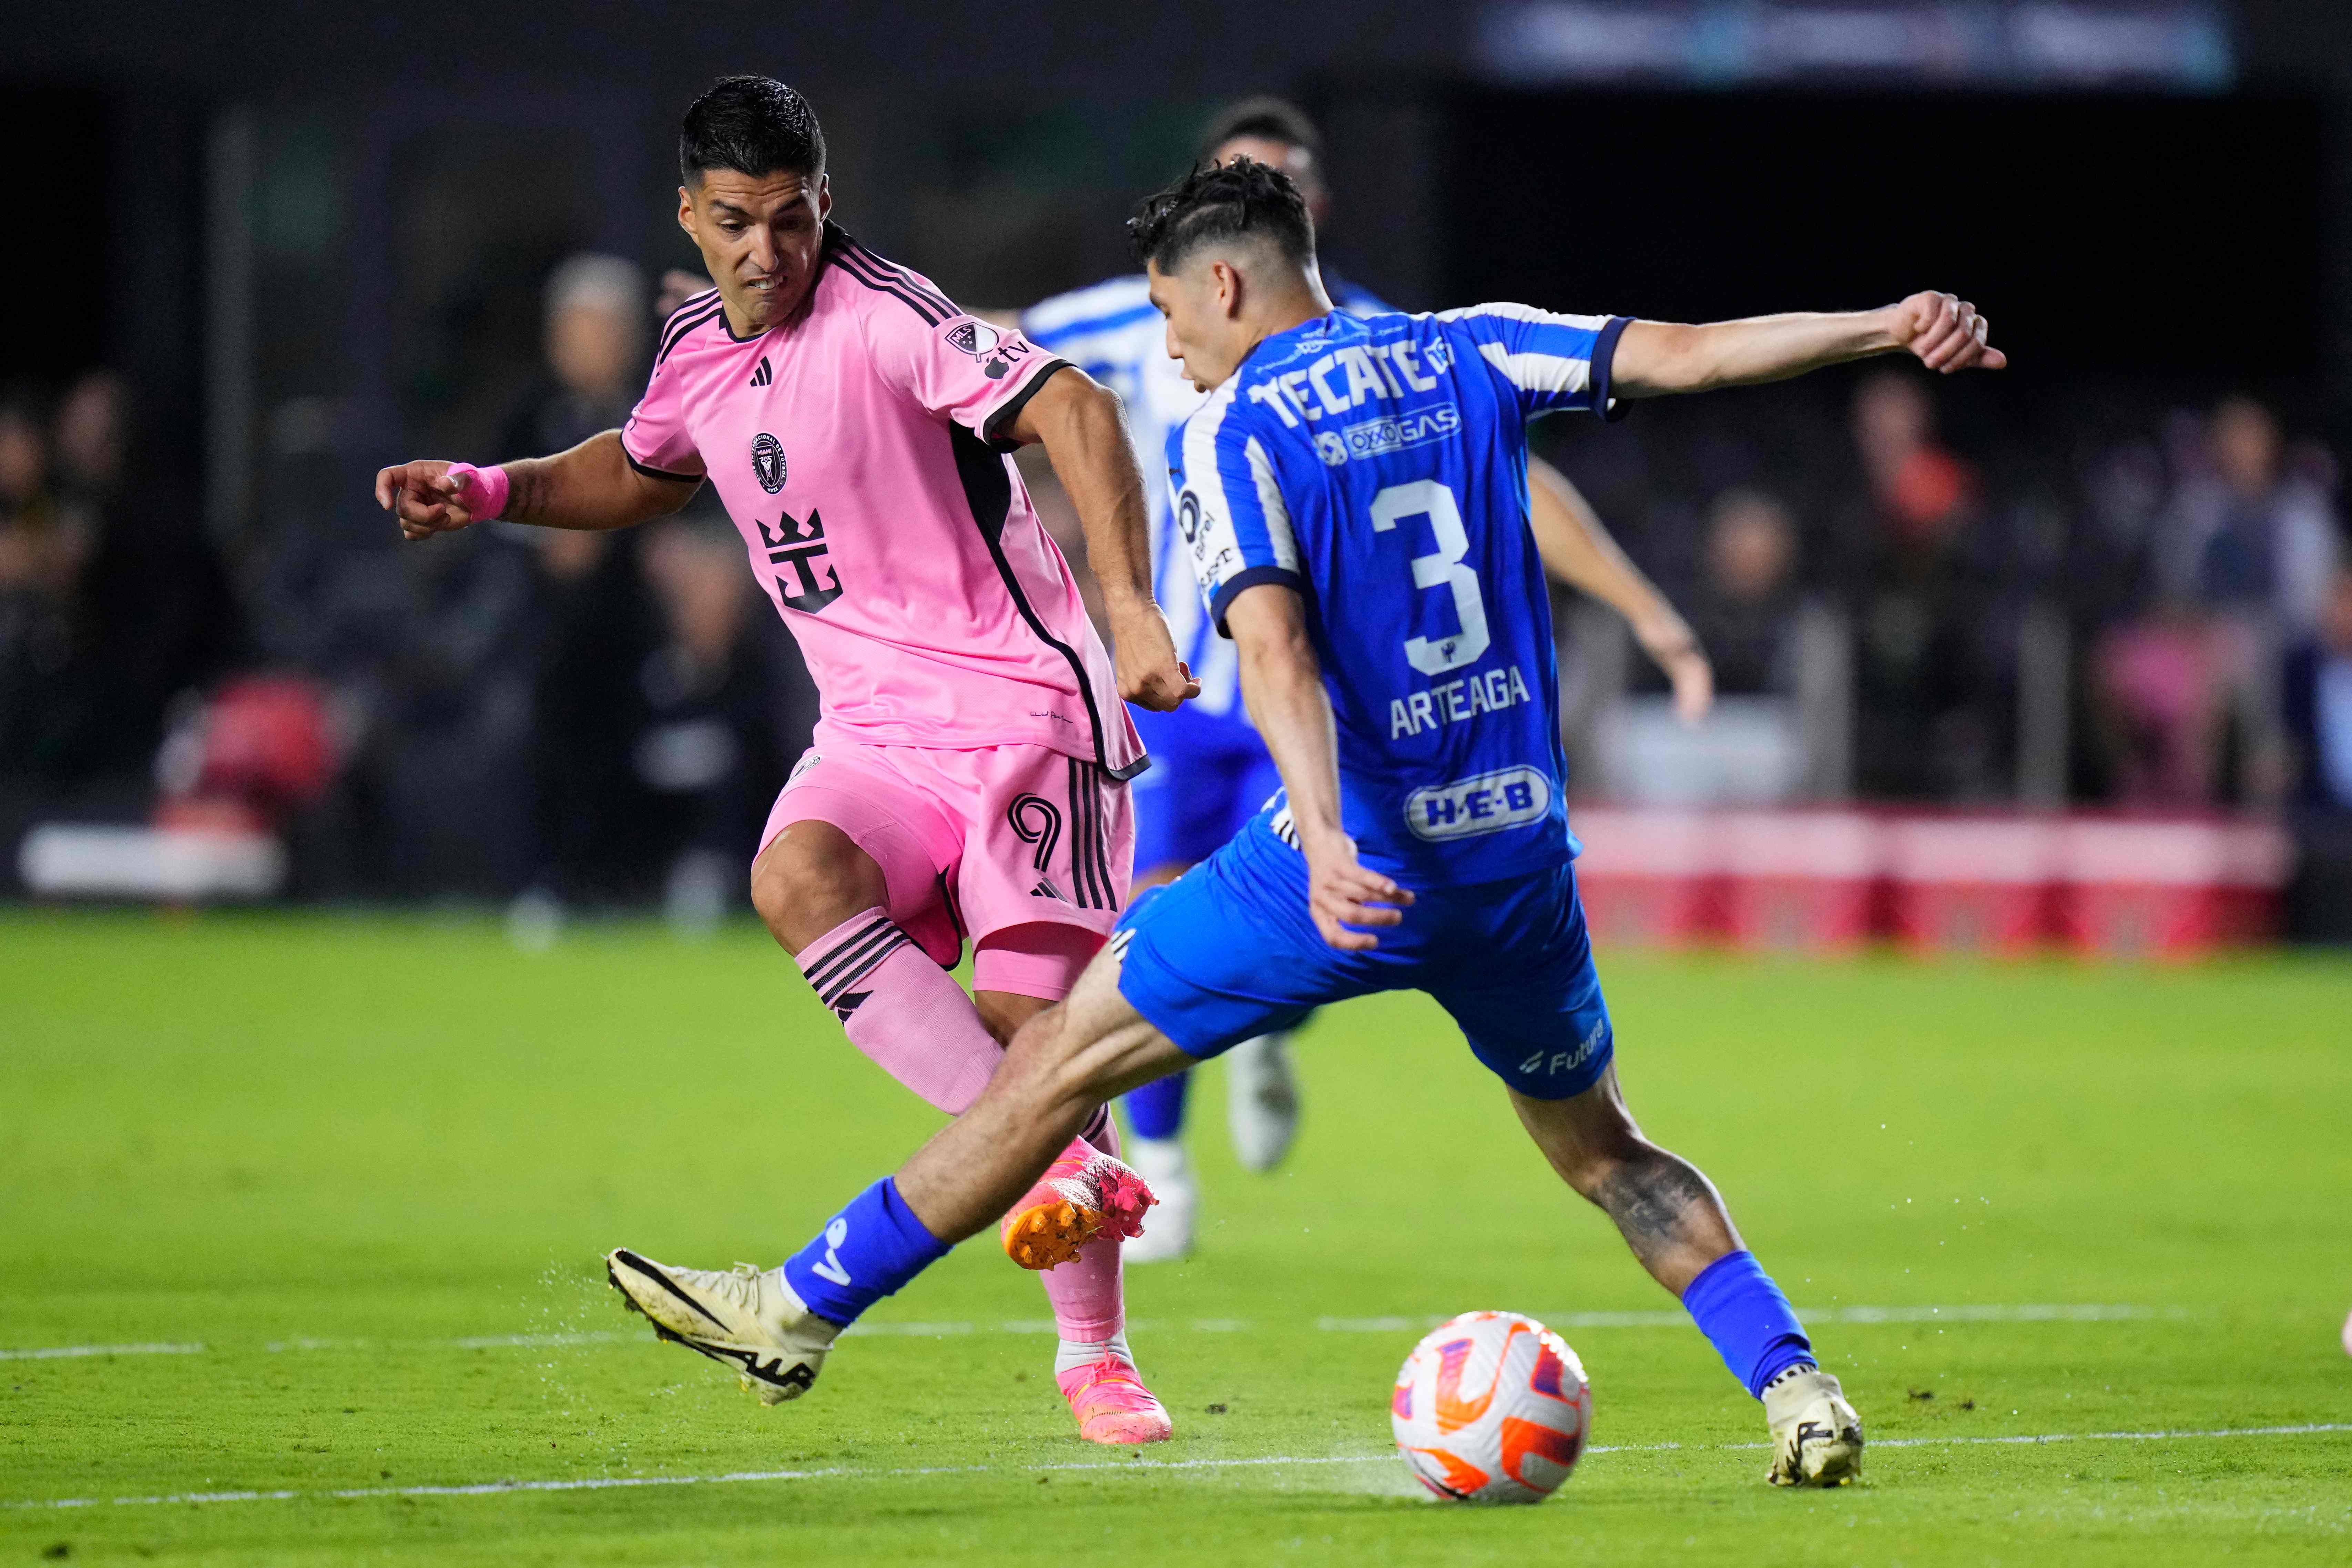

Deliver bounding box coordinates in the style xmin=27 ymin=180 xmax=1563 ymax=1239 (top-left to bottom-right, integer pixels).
xmin=443 ymin=462 xmax=511 ymax=520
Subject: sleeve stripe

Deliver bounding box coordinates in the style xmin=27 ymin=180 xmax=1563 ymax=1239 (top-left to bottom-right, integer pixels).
xmin=1589 ymin=315 xmax=1632 ymax=421
xmin=1436 ymin=302 xmax=1612 ymax=332
xmin=656 ymin=298 xmax=726 ymax=364
xmin=831 ymin=248 xmax=946 ymax=326
xmin=1243 ymin=436 xmax=1300 ymax=572
xmin=979 ymin=358 xmax=1074 ymax=449
xmin=1179 ymin=383 xmax=1244 ymax=582
xmin=655 ymin=289 xmax=721 ymax=352
xmin=1477 ymin=340 xmax=1593 ymax=398
xmin=838 ymin=239 xmax=956 ymax=319
xmin=623 ymin=446 xmax=704 ymax=483
xmin=1208 ymin=565 xmax=1305 ymax=635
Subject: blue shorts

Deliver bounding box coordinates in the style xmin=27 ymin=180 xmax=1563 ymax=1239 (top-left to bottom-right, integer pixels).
xmin=1129 ymin=704 xmax=1284 ymax=874
xmin=1113 ymin=818 xmax=1614 ymax=1100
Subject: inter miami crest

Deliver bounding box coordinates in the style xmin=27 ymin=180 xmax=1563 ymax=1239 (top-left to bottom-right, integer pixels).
xmin=943 ymin=320 xmax=1025 ymax=381
xmin=752 ymin=432 xmax=786 ymax=493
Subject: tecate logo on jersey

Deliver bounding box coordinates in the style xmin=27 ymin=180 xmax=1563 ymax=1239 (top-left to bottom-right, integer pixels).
xmin=1405 ymin=766 xmax=1551 ymax=842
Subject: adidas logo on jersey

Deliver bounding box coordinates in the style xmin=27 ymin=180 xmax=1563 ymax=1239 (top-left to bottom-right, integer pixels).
xmin=1030 ymin=878 xmax=1067 ymax=901
xmin=750 ymin=357 xmax=773 ymax=387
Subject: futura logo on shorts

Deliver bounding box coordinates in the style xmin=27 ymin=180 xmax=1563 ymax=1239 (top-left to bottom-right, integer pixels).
xmin=1519 ymin=1017 xmax=1606 ymax=1080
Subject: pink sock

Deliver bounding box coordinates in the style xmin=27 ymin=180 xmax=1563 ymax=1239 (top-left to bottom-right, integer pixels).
xmin=797 ymin=910 xmax=1126 ymax=1343
xmin=794 ymin=908 xmax=1002 ymax=1114
xmin=1040 ymin=1104 xmax=1126 ymax=1343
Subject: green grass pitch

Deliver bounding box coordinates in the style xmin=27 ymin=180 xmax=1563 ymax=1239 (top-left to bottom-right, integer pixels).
xmin=3 ymin=908 xmax=2349 ymax=1565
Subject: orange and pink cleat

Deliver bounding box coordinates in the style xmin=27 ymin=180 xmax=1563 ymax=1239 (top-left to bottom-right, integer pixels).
xmin=999 ymin=1136 xmax=1157 ymax=1271
xmin=1058 ymin=1353 xmax=1173 ymax=1444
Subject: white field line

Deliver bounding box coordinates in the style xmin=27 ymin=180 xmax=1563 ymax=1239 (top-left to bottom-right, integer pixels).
xmin=1 ymin=1304 xmax=2188 ymax=1364
xmin=0 ymin=1342 xmax=204 ymax=1362
xmin=7 ymin=1423 xmax=2347 ymax=1513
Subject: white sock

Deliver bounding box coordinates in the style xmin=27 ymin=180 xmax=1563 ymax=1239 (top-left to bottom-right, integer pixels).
xmin=1055 ymin=1328 xmax=1135 ymax=1379
xmin=1124 ymin=1136 xmax=1189 ymax=1186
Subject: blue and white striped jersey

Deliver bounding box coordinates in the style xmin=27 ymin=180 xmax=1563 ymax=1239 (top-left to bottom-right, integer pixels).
xmin=1167 ymin=304 xmax=1630 ymax=886
xmin=1021 ymin=271 xmax=1390 ymax=729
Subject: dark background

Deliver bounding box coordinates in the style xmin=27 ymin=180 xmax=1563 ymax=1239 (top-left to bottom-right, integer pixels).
xmin=7 ymin=0 xmax=2352 ymax=929
xmin=10 ymin=0 xmax=2352 ymax=483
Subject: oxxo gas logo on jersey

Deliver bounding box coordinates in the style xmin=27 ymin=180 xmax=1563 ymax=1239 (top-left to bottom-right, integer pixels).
xmin=1405 ymin=766 xmax=1551 ymax=842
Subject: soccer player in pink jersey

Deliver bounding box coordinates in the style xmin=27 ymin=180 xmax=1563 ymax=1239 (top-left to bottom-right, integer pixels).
xmin=376 ymin=77 xmax=1196 ymax=1444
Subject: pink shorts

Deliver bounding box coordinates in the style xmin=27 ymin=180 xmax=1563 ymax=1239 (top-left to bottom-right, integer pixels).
xmin=759 ymin=739 xmax=1134 ymax=1000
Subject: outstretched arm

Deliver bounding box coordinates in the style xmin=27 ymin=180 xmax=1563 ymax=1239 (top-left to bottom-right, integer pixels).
xmin=1002 ymin=368 xmax=1199 ymax=713
xmin=1613 ymin=290 xmax=2003 ymax=398
xmin=375 ymin=430 xmax=698 ymax=541
xmin=1225 ymin=584 xmax=1414 ymax=950
xmin=1525 ymin=457 xmax=1713 ymax=724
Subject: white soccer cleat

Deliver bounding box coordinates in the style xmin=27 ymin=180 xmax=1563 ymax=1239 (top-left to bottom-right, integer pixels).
xmin=1120 ymin=1136 xmax=1195 ymax=1264
xmin=605 ymin=1248 xmax=839 ymax=1406
xmin=1225 ymin=1031 xmax=1300 ymax=1173
xmin=1762 ymin=1365 xmax=1865 ymax=1487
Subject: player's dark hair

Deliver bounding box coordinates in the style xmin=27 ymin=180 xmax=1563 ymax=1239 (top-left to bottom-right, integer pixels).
xmin=679 ymin=75 xmax=826 ymax=185
xmin=1129 ymin=157 xmax=1315 ymax=273
xmin=1195 ymin=96 xmax=1324 ymax=166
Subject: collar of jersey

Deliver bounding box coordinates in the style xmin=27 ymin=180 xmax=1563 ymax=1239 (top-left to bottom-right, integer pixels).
xmin=1244 ymin=308 xmax=1352 ymax=371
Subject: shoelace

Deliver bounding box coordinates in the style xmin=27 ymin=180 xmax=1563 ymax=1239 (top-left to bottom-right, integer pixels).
xmin=672 ymin=1262 xmax=767 ymax=1314
xmin=1066 ymin=1356 xmax=1155 ymax=1408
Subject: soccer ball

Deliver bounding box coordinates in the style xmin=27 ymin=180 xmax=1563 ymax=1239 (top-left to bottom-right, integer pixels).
xmin=1391 ymin=1311 xmax=1591 ymax=1503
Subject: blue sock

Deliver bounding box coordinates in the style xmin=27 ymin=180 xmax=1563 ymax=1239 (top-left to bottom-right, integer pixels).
xmin=1681 ymin=1250 xmax=1815 ymax=1398
xmin=1123 ymin=1069 xmax=1190 ymax=1141
xmin=780 ymin=1178 xmax=950 ymax=1328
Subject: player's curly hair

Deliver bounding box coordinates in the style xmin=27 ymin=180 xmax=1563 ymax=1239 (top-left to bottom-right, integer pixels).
xmin=1128 ymin=157 xmax=1315 ymax=273
xmin=680 ymin=75 xmax=826 ymax=185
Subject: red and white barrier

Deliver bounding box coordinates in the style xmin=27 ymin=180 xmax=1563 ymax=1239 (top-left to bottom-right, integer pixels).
xmin=1567 ymin=807 xmax=2291 ymax=960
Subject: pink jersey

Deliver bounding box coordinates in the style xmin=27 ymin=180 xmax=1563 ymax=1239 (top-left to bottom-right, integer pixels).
xmin=622 ymin=223 xmax=1145 ymax=777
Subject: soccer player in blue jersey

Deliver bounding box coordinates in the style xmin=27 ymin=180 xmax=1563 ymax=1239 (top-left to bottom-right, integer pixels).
xmin=608 ymin=159 xmax=2002 ymax=1480
xmin=1021 ymin=100 xmax=1715 ymax=1260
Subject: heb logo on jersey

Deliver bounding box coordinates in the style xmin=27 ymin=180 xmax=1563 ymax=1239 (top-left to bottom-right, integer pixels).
xmin=1406 ymin=766 xmax=1551 ymax=843
xmin=1316 ymin=403 xmax=1462 ymax=467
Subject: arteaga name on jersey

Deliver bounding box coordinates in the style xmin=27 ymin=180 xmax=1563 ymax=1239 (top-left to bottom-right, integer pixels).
xmin=1389 ymin=663 xmax=1536 ymax=739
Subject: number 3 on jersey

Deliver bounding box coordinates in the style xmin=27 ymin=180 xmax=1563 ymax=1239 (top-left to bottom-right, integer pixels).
xmin=1371 ymin=480 xmax=1490 ymax=676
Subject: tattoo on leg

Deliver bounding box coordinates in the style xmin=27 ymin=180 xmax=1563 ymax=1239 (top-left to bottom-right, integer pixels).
xmin=1595 ymin=1155 xmax=1722 ymax=1265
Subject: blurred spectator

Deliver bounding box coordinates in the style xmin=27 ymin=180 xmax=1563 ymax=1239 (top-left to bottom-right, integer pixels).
xmin=2092 ymin=606 xmax=2223 ymax=806
xmin=506 ymin=254 xmax=668 ymax=910
xmin=2284 ymin=567 xmax=2352 ymax=814
xmin=2160 ymin=396 xmax=2342 ymax=638
xmin=1837 ymin=369 xmax=2003 ymax=799
xmin=1688 ymin=488 xmax=1802 ymax=696
xmin=0 ymin=371 xmax=236 ymax=789
xmin=635 ymin=517 xmax=792 ymax=933
xmin=501 ymin=255 xmax=648 ymax=458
